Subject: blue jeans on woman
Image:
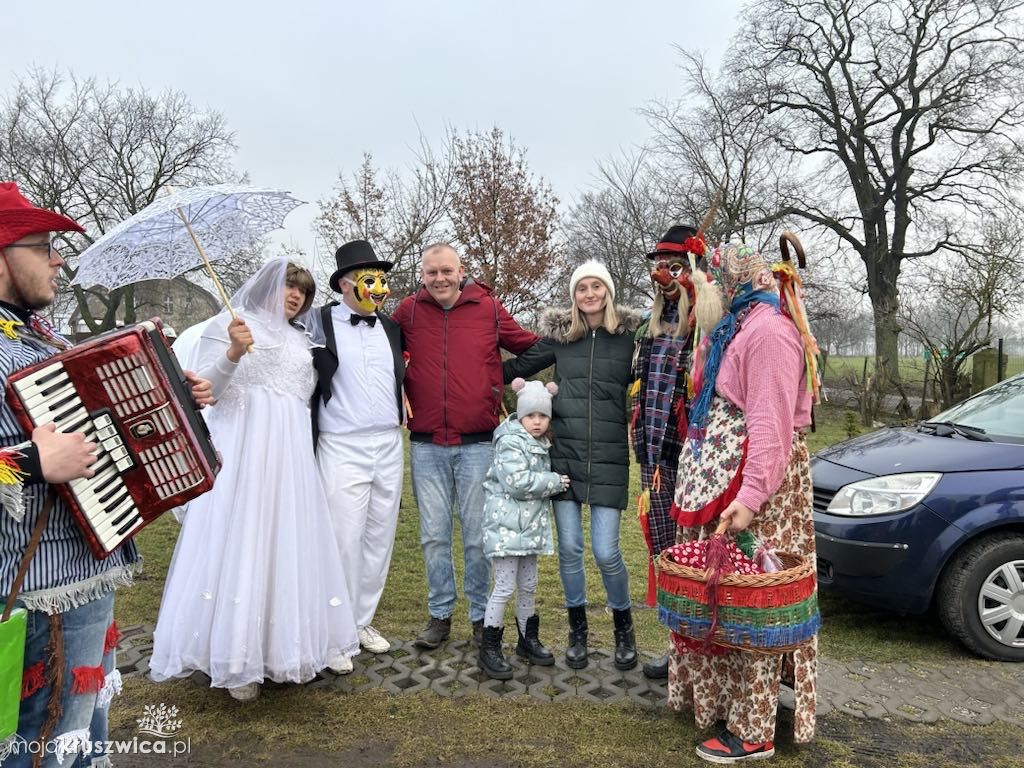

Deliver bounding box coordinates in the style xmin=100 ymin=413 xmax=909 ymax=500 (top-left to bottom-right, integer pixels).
xmin=552 ymin=500 xmax=631 ymax=611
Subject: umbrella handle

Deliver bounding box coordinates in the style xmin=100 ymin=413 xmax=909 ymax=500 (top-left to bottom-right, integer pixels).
xmin=714 ymin=518 xmax=730 ymax=536
xmin=174 ymin=208 xmax=237 ymax=319
xmin=175 ymin=208 xmax=253 ymax=352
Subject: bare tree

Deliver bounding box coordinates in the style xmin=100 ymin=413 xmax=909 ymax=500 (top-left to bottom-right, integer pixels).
xmin=644 ymin=50 xmax=800 ymax=249
xmin=449 ymin=127 xmax=562 ymax=316
xmin=900 ymin=217 xmax=1024 ymax=407
xmin=0 ymin=68 xmax=240 ymax=333
xmin=563 ymin=151 xmax=670 ymax=308
xmin=735 ymin=0 xmax=1024 ymax=411
xmin=564 ymin=48 xmax=804 ymax=312
xmin=315 ymin=141 xmax=453 ymax=306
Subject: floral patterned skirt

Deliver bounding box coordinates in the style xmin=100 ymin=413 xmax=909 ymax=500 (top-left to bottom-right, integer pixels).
xmin=666 ymin=432 xmax=817 ymax=744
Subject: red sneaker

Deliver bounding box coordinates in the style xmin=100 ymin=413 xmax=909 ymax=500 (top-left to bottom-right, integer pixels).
xmin=696 ymin=729 xmax=775 ymax=763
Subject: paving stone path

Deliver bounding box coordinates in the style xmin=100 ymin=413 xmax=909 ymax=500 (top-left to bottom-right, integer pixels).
xmin=117 ymin=625 xmax=1024 ymax=727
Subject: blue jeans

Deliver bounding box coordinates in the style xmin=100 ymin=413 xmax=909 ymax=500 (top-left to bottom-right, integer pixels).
xmin=7 ymin=590 xmax=115 ymax=768
xmin=410 ymin=441 xmax=492 ymax=622
xmin=552 ymin=500 xmax=631 ymax=611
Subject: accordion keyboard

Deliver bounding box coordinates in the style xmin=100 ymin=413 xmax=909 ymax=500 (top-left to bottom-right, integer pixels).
xmin=13 ymin=361 xmax=142 ymax=550
xmin=6 ymin=319 xmax=220 ymax=559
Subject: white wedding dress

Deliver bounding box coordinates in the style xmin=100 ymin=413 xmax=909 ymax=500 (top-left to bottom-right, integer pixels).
xmin=150 ymin=284 xmax=359 ymax=688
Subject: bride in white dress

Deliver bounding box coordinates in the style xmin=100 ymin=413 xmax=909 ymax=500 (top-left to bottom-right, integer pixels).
xmin=149 ymin=259 xmax=359 ymax=700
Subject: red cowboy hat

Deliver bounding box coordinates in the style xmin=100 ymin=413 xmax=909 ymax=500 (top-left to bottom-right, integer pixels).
xmin=0 ymin=182 xmax=84 ymax=249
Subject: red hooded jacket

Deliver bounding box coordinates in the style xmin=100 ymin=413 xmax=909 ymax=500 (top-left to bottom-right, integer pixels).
xmin=392 ymin=280 xmax=539 ymax=445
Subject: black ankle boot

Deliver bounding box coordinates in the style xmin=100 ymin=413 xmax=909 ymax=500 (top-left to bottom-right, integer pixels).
xmin=566 ymin=605 xmax=588 ymax=669
xmin=478 ymin=625 xmax=513 ymax=680
xmin=515 ymin=615 xmax=554 ymax=666
xmin=612 ymin=608 xmax=638 ymax=671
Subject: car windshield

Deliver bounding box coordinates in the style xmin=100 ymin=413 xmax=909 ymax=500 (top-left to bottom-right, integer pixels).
xmin=931 ymin=375 xmax=1024 ymax=442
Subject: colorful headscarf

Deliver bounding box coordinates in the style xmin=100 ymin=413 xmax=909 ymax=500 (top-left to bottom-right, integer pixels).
xmin=687 ymin=243 xmax=780 ymax=448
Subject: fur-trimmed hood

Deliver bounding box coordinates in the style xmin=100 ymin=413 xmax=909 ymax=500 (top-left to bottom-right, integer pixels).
xmin=540 ymin=305 xmax=645 ymax=342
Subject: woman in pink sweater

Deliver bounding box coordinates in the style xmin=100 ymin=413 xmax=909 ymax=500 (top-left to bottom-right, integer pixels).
xmin=668 ymin=242 xmax=818 ymax=764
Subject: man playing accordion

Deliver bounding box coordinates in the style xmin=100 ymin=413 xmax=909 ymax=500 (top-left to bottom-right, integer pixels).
xmin=0 ymin=181 xmax=212 ymax=768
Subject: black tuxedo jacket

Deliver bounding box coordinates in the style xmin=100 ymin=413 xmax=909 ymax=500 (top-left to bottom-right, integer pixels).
xmin=310 ymin=302 xmax=405 ymax=446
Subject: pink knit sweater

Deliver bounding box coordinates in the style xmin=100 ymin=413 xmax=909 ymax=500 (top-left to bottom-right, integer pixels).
xmin=715 ymin=303 xmax=812 ymax=512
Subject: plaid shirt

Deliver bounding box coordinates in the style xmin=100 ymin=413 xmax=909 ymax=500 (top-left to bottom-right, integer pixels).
xmin=631 ymin=301 xmax=692 ymax=468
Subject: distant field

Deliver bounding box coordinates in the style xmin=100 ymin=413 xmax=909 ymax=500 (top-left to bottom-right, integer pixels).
xmin=823 ymin=353 xmax=1024 ymax=391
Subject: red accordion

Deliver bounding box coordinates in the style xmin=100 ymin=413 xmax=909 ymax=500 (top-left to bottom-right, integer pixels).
xmin=5 ymin=319 xmax=220 ymax=559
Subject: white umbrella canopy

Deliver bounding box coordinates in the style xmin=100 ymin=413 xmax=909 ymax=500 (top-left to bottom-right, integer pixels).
xmin=71 ymin=184 xmax=304 ymax=314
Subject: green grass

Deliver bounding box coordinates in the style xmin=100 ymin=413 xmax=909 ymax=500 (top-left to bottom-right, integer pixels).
xmin=823 ymin=355 xmax=934 ymax=383
xmin=117 ymin=406 xmax=961 ymax=666
xmin=108 ymin=674 xmax=1024 ymax=767
xmin=825 ymin=353 xmax=1024 ymax=384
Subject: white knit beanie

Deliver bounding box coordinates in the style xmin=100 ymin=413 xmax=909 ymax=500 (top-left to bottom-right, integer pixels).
xmin=511 ymin=378 xmax=558 ymax=418
xmin=569 ymin=260 xmax=615 ymax=303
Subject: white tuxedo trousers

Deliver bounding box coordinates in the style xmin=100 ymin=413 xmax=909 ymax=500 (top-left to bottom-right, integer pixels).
xmin=317 ymin=429 xmax=404 ymax=628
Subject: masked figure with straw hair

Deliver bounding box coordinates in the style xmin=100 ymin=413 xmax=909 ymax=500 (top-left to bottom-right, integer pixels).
xmin=630 ymin=224 xmax=702 ymax=681
xmin=667 ymin=241 xmax=821 ymax=764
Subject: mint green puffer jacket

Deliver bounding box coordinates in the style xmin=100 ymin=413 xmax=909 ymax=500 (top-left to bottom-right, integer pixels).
xmin=482 ymin=414 xmax=562 ymax=558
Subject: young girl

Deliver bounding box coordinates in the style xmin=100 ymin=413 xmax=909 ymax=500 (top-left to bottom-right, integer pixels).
xmin=478 ymin=378 xmax=569 ymax=680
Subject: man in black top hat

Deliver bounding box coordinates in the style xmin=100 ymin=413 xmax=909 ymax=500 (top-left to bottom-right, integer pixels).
xmin=631 ymin=224 xmax=702 ymax=679
xmin=310 ymin=240 xmax=406 ymax=656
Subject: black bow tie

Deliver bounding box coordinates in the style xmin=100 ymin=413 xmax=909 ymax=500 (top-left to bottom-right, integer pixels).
xmin=350 ymin=313 xmax=377 ymax=327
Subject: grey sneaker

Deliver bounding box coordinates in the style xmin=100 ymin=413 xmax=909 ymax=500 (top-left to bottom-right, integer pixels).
xmin=414 ymin=616 xmax=451 ymax=649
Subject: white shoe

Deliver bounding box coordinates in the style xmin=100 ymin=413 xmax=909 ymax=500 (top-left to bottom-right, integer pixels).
xmin=327 ymin=652 xmax=353 ymax=675
xmin=228 ymin=683 xmax=259 ymax=701
xmin=358 ymin=625 xmax=391 ymax=653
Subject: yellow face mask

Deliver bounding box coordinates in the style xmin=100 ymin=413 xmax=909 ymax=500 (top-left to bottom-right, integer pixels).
xmin=346 ymin=268 xmax=391 ymax=313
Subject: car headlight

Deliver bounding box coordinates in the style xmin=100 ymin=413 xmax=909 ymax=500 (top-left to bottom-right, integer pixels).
xmin=826 ymin=472 xmax=942 ymax=516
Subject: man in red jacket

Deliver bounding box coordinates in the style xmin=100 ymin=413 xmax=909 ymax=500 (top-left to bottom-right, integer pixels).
xmin=392 ymin=243 xmax=539 ymax=648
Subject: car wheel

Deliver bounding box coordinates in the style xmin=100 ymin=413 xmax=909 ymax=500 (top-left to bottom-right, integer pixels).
xmin=937 ymin=534 xmax=1024 ymax=661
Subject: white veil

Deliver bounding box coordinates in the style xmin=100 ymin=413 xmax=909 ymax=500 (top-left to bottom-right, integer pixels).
xmin=199 ymin=258 xmax=295 ymax=351
xmin=168 ymin=257 xmax=317 ymax=523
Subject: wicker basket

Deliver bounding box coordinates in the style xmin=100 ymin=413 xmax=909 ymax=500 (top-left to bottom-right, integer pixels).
xmin=655 ymin=550 xmax=820 ymax=654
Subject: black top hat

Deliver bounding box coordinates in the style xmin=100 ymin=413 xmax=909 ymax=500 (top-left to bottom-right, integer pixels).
xmin=330 ymin=239 xmax=393 ymax=292
xmin=647 ymin=224 xmax=699 ymax=259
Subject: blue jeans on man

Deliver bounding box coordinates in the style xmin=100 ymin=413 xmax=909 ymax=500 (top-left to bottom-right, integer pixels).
xmin=7 ymin=590 xmax=116 ymax=768
xmin=410 ymin=442 xmax=492 ymax=633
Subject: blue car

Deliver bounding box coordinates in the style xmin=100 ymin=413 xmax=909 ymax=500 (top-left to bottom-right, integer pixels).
xmin=812 ymin=373 xmax=1024 ymax=661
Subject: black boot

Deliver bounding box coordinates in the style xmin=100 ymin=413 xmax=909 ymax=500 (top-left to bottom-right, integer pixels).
xmin=515 ymin=615 xmax=554 ymax=666
xmin=612 ymin=608 xmax=638 ymax=671
xmin=478 ymin=625 xmax=513 ymax=680
xmin=642 ymin=654 xmax=669 ymax=680
xmin=566 ymin=605 xmax=588 ymax=669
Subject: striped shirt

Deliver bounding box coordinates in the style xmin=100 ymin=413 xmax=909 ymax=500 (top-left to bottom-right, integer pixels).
xmin=0 ymin=305 xmax=139 ymax=614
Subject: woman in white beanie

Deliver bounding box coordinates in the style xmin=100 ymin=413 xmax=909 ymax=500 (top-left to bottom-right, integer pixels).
xmin=503 ymin=260 xmax=643 ymax=671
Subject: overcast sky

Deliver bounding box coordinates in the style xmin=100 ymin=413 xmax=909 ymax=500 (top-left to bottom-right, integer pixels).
xmin=3 ymin=0 xmax=747 ymax=262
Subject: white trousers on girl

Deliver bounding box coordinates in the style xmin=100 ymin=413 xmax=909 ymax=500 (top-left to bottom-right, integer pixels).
xmin=317 ymin=428 xmax=404 ymax=628
xmin=484 ymin=555 xmax=538 ymax=630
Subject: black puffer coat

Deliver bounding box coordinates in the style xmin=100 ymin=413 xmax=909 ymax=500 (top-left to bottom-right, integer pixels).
xmin=503 ymin=306 xmax=643 ymax=510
